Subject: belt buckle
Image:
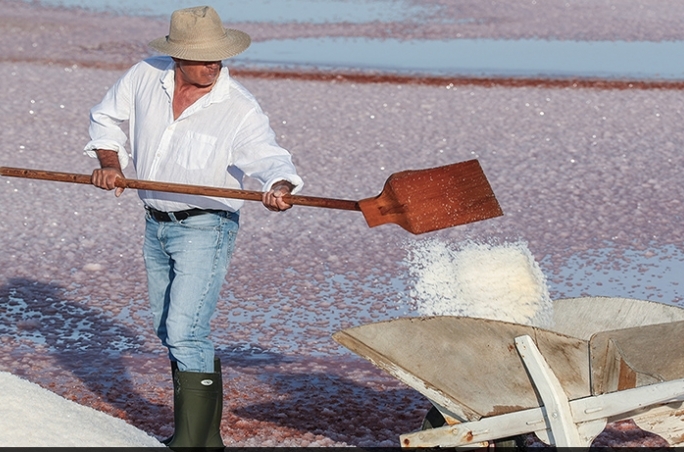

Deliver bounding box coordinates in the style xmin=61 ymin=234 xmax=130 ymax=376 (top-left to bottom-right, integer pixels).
xmin=174 ymin=211 xmax=191 ymax=221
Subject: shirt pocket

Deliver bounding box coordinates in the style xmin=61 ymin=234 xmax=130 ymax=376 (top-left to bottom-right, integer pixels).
xmin=175 ymin=131 xmax=218 ymax=170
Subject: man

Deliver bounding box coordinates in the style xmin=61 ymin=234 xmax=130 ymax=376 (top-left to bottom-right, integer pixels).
xmin=84 ymin=6 xmax=303 ymax=450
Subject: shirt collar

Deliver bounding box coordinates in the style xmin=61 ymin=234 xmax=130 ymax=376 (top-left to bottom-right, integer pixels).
xmin=206 ymin=66 xmax=231 ymax=104
xmin=160 ymin=60 xmax=232 ymax=105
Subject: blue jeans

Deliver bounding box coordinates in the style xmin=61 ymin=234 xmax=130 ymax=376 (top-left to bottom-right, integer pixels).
xmin=143 ymin=210 xmax=239 ymax=373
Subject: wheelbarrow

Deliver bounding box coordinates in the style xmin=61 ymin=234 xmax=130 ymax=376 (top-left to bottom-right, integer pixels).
xmin=333 ymin=296 xmax=684 ymax=448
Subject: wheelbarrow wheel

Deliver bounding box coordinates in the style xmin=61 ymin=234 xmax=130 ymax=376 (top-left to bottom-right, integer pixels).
xmin=421 ymin=406 xmax=526 ymax=450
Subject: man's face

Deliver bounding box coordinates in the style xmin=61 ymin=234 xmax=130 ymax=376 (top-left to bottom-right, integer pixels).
xmin=175 ymin=59 xmax=222 ymax=87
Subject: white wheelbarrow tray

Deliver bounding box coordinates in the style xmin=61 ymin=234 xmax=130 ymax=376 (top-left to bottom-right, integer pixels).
xmin=332 ymin=297 xmax=684 ymax=448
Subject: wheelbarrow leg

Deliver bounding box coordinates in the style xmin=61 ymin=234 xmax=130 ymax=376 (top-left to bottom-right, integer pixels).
xmin=515 ymin=335 xmax=597 ymax=448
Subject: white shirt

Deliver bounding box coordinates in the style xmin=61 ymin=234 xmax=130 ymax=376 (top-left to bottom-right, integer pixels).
xmin=84 ymin=56 xmax=303 ymax=213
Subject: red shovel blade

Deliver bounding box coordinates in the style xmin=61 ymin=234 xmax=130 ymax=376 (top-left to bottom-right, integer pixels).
xmin=357 ymin=160 xmax=503 ymax=234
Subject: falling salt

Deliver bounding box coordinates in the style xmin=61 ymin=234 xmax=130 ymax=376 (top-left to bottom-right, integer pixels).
xmin=403 ymin=239 xmax=553 ymax=328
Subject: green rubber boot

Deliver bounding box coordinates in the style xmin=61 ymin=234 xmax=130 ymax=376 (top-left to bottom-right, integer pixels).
xmin=167 ymin=358 xmax=225 ymax=451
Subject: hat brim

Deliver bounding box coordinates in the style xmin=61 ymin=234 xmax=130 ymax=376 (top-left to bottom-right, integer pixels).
xmin=148 ymin=29 xmax=251 ymax=62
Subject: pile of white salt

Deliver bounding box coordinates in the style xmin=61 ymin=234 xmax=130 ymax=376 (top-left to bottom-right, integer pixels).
xmin=404 ymin=239 xmax=553 ymax=328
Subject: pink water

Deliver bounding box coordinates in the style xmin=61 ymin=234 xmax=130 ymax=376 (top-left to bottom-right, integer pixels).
xmin=1 ymin=0 xmax=684 ymax=447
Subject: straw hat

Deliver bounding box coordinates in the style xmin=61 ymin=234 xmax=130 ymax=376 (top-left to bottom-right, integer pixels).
xmin=149 ymin=6 xmax=251 ymax=61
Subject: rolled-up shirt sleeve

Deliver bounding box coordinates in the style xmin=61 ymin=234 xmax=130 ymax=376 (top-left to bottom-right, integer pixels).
xmin=83 ymin=66 xmax=134 ymax=169
xmin=231 ymin=107 xmax=303 ymax=194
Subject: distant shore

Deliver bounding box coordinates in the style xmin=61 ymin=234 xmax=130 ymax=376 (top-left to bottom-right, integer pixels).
xmin=3 ymin=0 xmax=684 ymax=89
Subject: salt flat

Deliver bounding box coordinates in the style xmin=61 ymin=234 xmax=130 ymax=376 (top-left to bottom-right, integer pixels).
xmin=1 ymin=0 xmax=683 ymax=447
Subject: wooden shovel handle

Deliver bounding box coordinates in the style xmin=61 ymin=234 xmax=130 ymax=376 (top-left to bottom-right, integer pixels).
xmin=0 ymin=167 xmax=361 ymax=212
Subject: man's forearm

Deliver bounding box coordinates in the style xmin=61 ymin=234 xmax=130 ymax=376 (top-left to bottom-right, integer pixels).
xmin=96 ymin=149 xmax=122 ymax=171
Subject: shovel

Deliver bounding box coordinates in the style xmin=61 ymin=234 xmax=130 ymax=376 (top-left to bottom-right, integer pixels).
xmin=0 ymin=159 xmax=502 ymax=234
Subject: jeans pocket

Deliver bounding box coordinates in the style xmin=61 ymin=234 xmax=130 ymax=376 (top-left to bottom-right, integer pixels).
xmin=179 ymin=213 xmax=221 ymax=231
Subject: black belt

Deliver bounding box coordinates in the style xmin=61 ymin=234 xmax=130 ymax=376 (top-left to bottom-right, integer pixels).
xmin=146 ymin=207 xmax=223 ymax=222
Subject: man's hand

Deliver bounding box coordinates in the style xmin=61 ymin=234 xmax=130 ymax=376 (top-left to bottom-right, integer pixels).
xmin=262 ymin=181 xmax=295 ymax=212
xmin=92 ymin=149 xmax=125 ymax=197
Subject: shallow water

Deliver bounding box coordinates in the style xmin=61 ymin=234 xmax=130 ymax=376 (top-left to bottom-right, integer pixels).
xmin=234 ymin=37 xmax=684 ymax=80
xmin=22 ymin=0 xmax=684 ymax=80
xmin=545 ymin=243 xmax=684 ymax=304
